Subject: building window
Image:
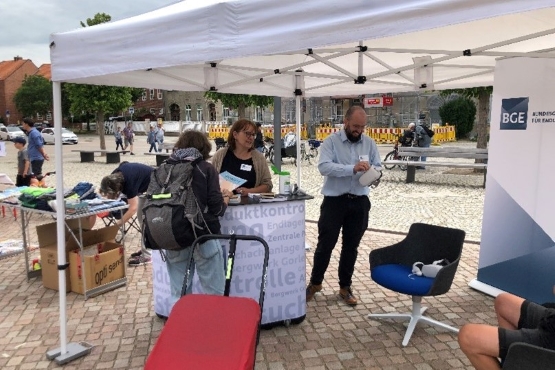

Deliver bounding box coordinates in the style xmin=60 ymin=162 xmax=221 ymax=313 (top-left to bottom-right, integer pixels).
xmin=223 ymin=107 xmax=230 ymax=118
xmin=185 ymin=104 xmax=192 ymax=121
xmin=170 ymin=103 xmax=180 ymax=121
xmin=159 ymin=108 xmax=164 ymax=115
xmin=149 ymin=89 xmax=154 ymax=100
xmin=46 ymin=112 xmax=52 ymax=120
xmin=255 ymin=106 xmax=263 ymax=122
xmin=150 ymin=108 xmax=156 ymax=114
xmin=142 ymin=90 xmax=147 ymax=101
xmin=36 ymin=113 xmax=43 ymax=120
xmin=157 ymin=90 xmax=163 ymax=100
xmin=196 ymin=104 xmax=203 ymax=121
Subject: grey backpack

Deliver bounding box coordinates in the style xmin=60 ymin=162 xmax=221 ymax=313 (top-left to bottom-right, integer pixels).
xmin=142 ymin=158 xmax=211 ymax=250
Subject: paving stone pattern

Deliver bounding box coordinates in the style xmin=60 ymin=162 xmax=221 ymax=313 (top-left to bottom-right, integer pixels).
xmin=0 ymin=136 xmax=494 ymax=369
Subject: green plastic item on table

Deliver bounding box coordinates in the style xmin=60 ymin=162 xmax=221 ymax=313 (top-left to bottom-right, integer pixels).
xmin=271 ymin=165 xmax=290 ymax=176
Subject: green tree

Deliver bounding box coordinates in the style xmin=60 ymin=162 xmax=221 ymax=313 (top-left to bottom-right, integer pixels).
xmin=440 ymin=87 xmax=492 ymax=149
xmin=80 ymin=12 xmax=111 ymax=27
xmin=65 ymin=12 xmax=136 ymax=150
xmin=13 ymin=75 xmax=52 ymax=118
xmin=65 ymin=84 xmax=136 ymax=149
xmin=438 ymin=97 xmax=476 ymax=139
xmin=204 ymin=92 xmax=273 ymax=121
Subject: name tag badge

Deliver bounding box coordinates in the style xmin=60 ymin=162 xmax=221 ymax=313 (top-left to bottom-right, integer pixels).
xmin=240 ymin=164 xmax=253 ymax=171
xmin=359 ymin=155 xmax=369 ymax=162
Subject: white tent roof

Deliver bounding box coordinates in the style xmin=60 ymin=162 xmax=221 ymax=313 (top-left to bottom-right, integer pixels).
xmin=50 ymin=0 xmax=555 ymax=97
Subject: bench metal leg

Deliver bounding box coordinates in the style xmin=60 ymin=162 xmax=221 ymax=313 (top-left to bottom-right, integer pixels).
xmin=106 ymin=152 xmax=121 ymax=164
xmin=156 ymin=154 xmax=169 ymax=166
xmin=406 ymin=166 xmax=416 ymax=183
xmin=80 ymin=152 xmax=94 ymax=163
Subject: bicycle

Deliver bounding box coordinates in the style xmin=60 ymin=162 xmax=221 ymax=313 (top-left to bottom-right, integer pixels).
xmin=29 ymin=171 xmax=56 ymax=187
xmin=383 ymin=146 xmax=408 ymax=171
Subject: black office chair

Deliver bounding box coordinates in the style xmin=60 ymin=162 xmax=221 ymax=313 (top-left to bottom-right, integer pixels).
xmin=368 ymin=223 xmax=465 ymax=346
xmin=503 ymin=342 xmax=555 ymax=369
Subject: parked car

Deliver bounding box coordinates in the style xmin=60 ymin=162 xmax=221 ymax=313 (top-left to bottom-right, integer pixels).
xmin=0 ymin=126 xmax=26 ymax=141
xmin=41 ymin=128 xmax=79 ymax=145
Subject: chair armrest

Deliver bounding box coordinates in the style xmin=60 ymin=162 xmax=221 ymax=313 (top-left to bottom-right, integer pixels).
xmin=428 ymin=257 xmax=460 ymax=296
xmin=503 ymin=342 xmax=555 ymax=369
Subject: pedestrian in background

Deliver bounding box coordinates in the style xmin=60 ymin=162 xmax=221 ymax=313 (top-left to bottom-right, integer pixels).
xmin=306 ymin=105 xmax=382 ymax=307
xmin=114 ymin=126 xmax=124 ymax=151
xmin=415 ymin=122 xmax=432 ymax=169
xmin=123 ymin=122 xmax=135 ymax=155
xmin=13 ymin=136 xmax=31 ymax=187
xmin=254 ymin=123 xmax=264 ymax=153
xmin=21 ymin=118 xmax=49 ymax=176
xmin=147 ymin=126 xmax=157 ymax=153
xmin=155 ymin=122 xmax=165 ymax=152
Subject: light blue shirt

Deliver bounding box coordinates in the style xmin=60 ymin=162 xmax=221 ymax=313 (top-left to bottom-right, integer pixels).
xmin=27 ymin=128 xmax=44 ymax=161
xmin=318 ymin=129 xmax=382 ymax=197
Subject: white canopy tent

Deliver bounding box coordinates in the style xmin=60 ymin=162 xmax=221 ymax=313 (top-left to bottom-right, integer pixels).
xmin=47 ymin=0 xmax=555 ymax=363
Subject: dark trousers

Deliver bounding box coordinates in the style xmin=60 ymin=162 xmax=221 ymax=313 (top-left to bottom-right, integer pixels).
xmin=31 ymin=160 xmax=44 ymax=177
xmin=310 ymin=195 xmax=371 ymax=288
xmin=115 ymin=139 xmax=124 ymax=150
xmin=16 ymin=174 xmax=31 ymax=187
xmin=148 ymin=143 xmax=157 ymax=152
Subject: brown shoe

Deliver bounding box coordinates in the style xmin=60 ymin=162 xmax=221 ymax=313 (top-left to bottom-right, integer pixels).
xmin=306 ymin=283 xmax=322 ymax=302
xmin=339 ymin=287 xmax=358 ymax=306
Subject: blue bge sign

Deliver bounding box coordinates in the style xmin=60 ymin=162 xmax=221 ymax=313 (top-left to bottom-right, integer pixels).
xmin=500 ymin=97 xmax=529 ymax=130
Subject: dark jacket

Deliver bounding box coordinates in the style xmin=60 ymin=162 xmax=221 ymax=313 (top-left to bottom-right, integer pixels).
xmin=191 ymin=160 xmax=227 ymax=234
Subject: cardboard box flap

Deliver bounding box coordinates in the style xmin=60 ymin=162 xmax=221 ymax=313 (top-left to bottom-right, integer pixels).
xmin=37 ymin=218 xmax=92 ymax=247
xmin=66 ymin=225 xmax=119 ymax=250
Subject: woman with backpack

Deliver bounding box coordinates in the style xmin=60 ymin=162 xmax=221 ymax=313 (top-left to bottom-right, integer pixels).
xmin=163 ymin=130 xmax=233 ymax=306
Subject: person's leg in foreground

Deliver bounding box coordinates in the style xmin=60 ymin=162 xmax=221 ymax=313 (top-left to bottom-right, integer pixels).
xmin=458 ymin=293 xmax=530 ymax=369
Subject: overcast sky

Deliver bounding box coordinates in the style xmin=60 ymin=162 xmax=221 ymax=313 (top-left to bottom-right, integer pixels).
xmin=0 ymin=0 xmax=178 ymax=66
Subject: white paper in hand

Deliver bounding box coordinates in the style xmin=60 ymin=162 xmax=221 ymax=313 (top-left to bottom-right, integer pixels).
xmin=219 ymin=171 xmax=247 ymax=192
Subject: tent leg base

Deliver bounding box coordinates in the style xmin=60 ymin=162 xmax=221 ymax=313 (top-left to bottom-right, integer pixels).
xmin=46 ymin=342 xmax=92 ymax=365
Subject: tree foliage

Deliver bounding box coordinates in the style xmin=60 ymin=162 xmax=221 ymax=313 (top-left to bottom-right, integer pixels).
xmin=204 ymin=92 xmax=273 ymax=121
xmin=65 ymin=84 xmax=136 ymax=149
xmin=80 ymin=13 xmax=111 ymax=27
xmin=13 ymin=75 xmax=52 ymax=118
xmin=438 ymin=97 xmax=476 ymax=139
xmin=440 ymin=87 xmax=492 ymax=149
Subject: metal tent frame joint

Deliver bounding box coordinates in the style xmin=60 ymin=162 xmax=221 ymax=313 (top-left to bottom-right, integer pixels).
xmin=57 ymin=263 xmax=69 ymax=271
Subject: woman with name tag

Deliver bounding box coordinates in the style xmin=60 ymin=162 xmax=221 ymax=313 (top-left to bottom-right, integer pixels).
xmin=211 ymin=119 xmax=273 ymax=196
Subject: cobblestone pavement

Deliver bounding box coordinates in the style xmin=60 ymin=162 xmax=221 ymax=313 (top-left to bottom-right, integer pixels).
xmin=0 ymin=135 xmax=493 ymax=369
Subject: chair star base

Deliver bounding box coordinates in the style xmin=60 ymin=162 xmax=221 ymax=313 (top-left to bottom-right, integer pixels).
xmin=368 ymin=296 xmax=459 ymax=346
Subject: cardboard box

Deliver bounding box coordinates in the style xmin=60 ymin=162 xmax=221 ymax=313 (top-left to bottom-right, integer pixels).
xmin=37 ymin=218 xmax=93 ymax=292
xmin=68 ymin=226 xmax=125 ymax=295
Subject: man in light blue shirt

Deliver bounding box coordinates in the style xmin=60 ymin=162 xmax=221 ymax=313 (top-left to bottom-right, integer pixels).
xmin=306 ymin=105 xmax=381 ymax=306
xmin=22 ymin=118 xmax=49 ymax=176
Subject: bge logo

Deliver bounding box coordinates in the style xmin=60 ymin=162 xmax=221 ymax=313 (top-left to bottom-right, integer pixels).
xmin=500 ymin=97 xmax=528 ymax=130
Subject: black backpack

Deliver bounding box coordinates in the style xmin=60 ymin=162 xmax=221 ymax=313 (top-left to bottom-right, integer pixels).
xmin=142 ymin=158 xmax=211 ymax=250
xmin=422 ymin=125 xmax=435 ymax=138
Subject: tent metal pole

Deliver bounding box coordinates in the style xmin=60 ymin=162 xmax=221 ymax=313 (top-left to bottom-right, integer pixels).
xmin=363 ymin=51 xmax=414 ymax=83
xmin=296 ymin=95 xmax=301 ymax=187
xmin=273 ymin=97 xmax=282 ymax=173
xmin=358 ymin=41 xmax=364 ymax=78
xmin=45 ymin=81 xmax=91 ymax=365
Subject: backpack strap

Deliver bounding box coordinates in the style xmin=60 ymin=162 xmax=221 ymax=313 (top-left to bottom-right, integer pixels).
xmin=160 ymin=164 xmax=175 ymax=192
